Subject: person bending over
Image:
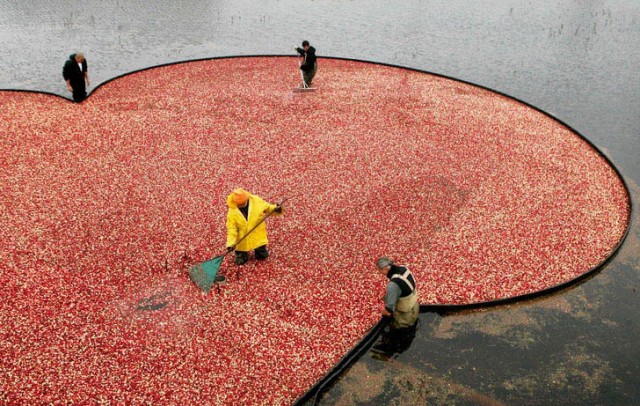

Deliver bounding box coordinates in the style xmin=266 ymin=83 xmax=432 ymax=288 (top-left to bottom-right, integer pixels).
xmin=295 ymin=40 xmax=317 ymax=87
xmin=375 ymin=256 xmax=420 ymax=329
xmin=225 ymin=188 xmax=283 ymax=265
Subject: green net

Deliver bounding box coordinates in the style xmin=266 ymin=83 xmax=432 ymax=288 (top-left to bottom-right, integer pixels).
xmin=189 ymin=256 xmax=224 ymax=293
xmin=188 ymin=199 xmax=285 ymax=293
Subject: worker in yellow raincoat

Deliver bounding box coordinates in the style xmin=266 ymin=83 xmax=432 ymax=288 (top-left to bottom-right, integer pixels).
xmin=226 ymin=188 xmax=283 ymax=265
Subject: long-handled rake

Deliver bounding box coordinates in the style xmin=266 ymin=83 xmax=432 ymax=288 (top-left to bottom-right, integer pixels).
xmin=189 ymin=198 xmax=287 ymax=293
xmin=292 ymin=53 xmax=316 ymax=93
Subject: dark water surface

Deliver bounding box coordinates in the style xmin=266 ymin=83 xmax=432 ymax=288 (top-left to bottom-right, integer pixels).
xmin=1 ymin=1 xmax=638 ymax=404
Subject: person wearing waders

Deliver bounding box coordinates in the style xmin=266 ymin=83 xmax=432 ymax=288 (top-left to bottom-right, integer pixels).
xmin=225 ymin=188 xmax=283 ymax=265
xmin=376 ymin=256 xmax=419 ymax=329
xmin=62 ymin=52 xmax=90 ymax=102
xmin=295 ymin=40 xmax=317 ymax=87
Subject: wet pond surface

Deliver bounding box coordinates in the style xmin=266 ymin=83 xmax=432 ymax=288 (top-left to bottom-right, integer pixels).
xmin=1 ymin=0 xmax=638 ymax=404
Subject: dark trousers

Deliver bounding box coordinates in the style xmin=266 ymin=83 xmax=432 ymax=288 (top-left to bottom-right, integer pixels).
xmin=302 ymin=63 xmax=317 ymax=86
xmin=235 ymin=245 xmax=269 ymax=265
xmin=72 ymin=87 xmax=87 ymax=103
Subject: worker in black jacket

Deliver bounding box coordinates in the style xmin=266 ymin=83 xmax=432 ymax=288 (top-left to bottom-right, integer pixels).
xmin=62 ymin=53 xmax=90 ymax=102
xmin=295 ymin=40 xmax=317 ymax=87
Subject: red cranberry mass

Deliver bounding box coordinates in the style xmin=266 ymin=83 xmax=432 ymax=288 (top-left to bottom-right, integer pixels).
xmin=0 ymin=57 xmax=629 ymax=404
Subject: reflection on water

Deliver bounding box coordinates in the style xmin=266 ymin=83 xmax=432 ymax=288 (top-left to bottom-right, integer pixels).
xmin=319 ymin=258 xmax=640 ymax=404
xmin=1 ymin=0 xmax=638 ymax=404
xmin=370 ymin=319 xmax=421 ymax=362
xmin=317 ymin=203 xmax=639 ymax=404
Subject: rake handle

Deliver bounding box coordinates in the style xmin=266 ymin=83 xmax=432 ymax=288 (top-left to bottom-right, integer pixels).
xmin=223 ymin=197 xmax=288 ymax=256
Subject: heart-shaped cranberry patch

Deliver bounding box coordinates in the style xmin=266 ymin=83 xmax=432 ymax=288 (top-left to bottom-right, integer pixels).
xmin=0 ymin=57 xmax=629 ymax=403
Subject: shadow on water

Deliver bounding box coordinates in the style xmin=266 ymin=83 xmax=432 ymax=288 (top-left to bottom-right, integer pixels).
xmin=369 ymin=319 xmax=421 ymax=362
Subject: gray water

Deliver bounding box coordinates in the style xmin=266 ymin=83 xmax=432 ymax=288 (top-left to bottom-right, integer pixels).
xmin=1 ymin=1 xmax=639 ymax=404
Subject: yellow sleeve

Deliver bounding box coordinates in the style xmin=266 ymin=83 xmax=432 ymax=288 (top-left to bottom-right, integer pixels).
xmin=272 ymin=203 xmax=284 ymax=215
xmin=225 ymin=211 xmax=239 ymax=248
xmin=251 ymin=196 xmax=273 ymax=217
xmin=264 ymin=202 xmax=285 ymax=217
xmin=259 ymin=197 xmax=283 ymax=216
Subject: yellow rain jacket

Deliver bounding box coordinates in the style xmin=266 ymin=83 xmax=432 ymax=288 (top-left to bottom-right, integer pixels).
xmin=225 ymin=192 xmax=282 ymax=251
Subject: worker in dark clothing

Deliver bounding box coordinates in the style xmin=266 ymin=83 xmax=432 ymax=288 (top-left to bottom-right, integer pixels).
xmin=295 ymin=40 xmax=317 ymax=87
xmin=375 ymin=256 xmax=420 ymax=329
xmin=62 ymin=53 xmax=90 ymax=102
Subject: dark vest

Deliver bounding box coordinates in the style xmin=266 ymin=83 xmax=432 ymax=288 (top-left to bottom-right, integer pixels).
xmin=387 ymin=265 xmax=417 ymax=297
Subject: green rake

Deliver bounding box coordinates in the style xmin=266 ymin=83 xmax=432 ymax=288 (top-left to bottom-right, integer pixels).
xmin=189 ymin=255 xmax=227 ymax=293
xmin=189 ymin=198 xmax=287 ymax=293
